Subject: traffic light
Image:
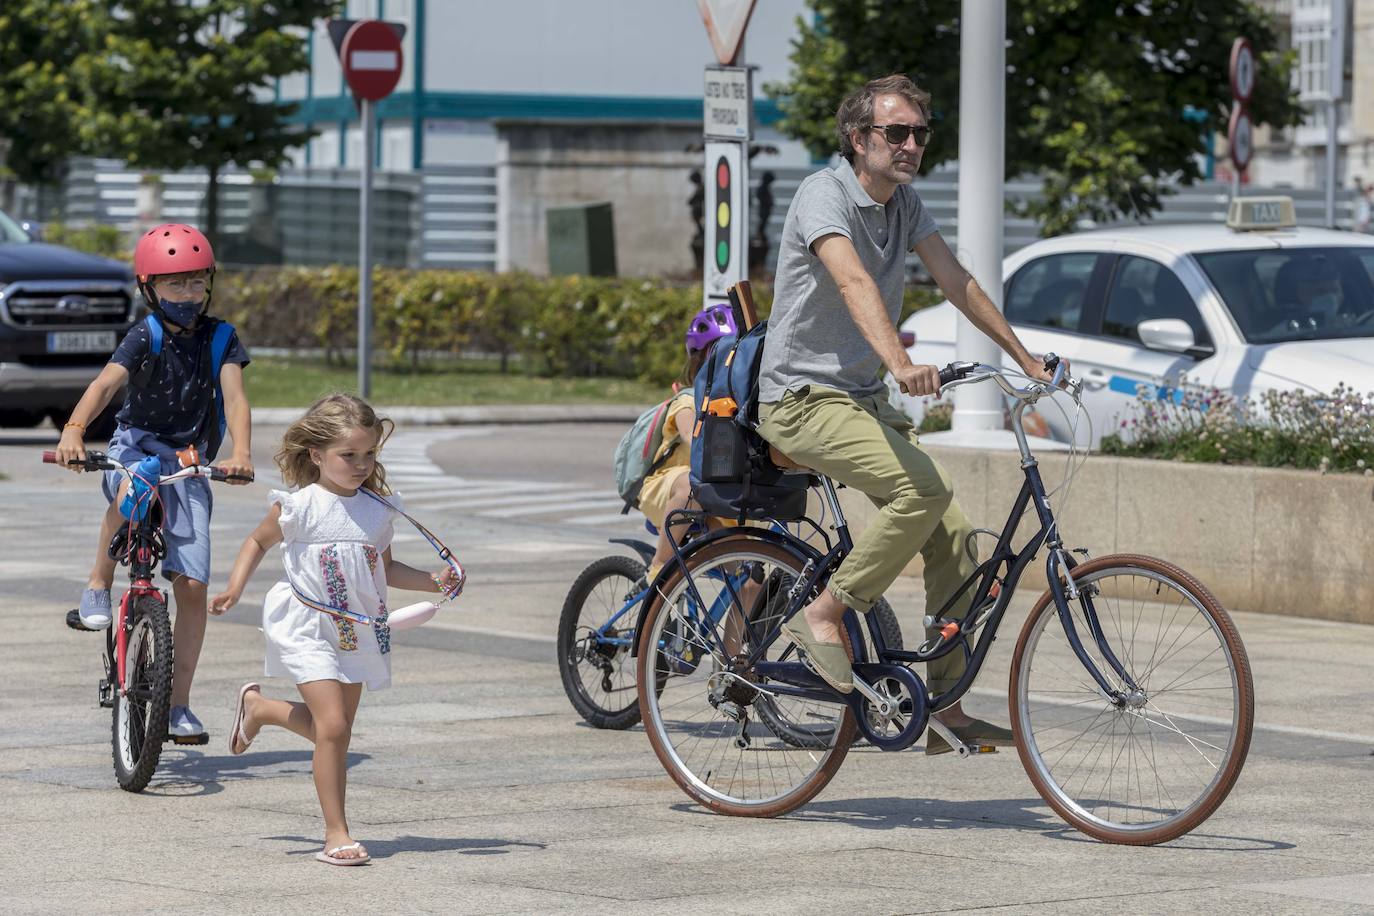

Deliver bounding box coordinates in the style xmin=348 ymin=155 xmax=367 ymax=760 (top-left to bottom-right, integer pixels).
xmin=714 ymin=155 xmax=731 ymax=273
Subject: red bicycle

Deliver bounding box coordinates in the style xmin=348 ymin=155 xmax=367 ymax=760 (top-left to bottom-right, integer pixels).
xmin=44 ymin=447 xmax=252 ymax=791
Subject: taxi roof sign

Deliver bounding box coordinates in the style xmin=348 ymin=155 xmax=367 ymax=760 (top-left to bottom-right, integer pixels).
xmin=1226 ymin=196 xmax=1296 ymax=231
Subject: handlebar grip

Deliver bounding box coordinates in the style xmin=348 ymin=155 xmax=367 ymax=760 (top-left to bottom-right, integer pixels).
xmin=42 ymin=450 xmax=57 ymax=464
xmin=938 ymin=362 xmax=975 ymax=388
xmin=1044 ymin=353 xmax=1066 ymax=389
xmin=210 ymin=468 xmax=255 ymax=483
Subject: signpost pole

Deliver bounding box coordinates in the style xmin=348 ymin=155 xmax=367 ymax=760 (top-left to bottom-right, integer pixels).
xmin=698 ymin=1 xmax=756 ymax=312
xmin=1325 ymin=0 xmax=1347 ymax=228
xmin=358 ymin=97 xmax=375 ymax=398
xmin=331 ymin=16 xmax=405 ymax=399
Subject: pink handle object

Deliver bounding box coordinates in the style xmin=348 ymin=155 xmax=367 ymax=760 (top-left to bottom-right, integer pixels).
xmin=387 ymin=601 xmax=438 ymax=630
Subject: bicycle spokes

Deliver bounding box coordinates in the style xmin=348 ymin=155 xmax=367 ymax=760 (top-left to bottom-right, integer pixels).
xmin=1013 ymin=560 xmax=1252 ymax=843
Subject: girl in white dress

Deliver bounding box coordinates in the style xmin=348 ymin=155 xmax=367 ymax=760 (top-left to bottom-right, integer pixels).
xmin=210 ymin=395 xmax=460 ymax=866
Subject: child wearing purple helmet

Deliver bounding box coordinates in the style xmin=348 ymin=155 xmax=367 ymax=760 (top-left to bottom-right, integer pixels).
xmin=637 ymin=304 xmax=737 ymax=580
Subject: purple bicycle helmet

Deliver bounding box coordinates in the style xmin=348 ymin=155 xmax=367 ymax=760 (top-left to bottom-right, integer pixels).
xmin=686 ymin=304 xmax=738 ymax=352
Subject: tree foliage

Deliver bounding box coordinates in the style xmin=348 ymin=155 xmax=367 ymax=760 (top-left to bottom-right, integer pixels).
xmin=72 ymin=0 xmax=339 ymax=239
xmin=0 ymin=2 xmax=96 ymax=187
xmin=768 ymin=0 xmax=1304 ymax=235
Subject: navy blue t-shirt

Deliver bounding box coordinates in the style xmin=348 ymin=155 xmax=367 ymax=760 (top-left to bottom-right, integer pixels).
xmin=110 ymin=317 xmax=250 ymax=449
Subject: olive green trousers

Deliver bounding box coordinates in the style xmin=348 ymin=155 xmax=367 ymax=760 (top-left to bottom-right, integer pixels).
xmin=757 ymin=384 xmax=978 ymax=692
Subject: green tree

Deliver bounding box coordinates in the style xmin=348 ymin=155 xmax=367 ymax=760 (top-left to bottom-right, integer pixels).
xmin=0 ymin=2 xmax=96 ymax=207
xmin=74 ymin=1 xmax=339 ymax=241
xmin=769 ymin=0 xmax=1303 ymax=235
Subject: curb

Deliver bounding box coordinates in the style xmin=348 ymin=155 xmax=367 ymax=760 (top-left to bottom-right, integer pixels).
xmin=251 ymin=404 xmax=646 ymax=426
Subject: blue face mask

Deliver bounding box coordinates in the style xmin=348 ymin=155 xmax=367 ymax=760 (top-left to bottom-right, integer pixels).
xmin=158 ymin=297 xmax=204 ymax=328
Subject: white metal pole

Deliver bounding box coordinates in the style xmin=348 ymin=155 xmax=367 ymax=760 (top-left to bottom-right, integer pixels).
xmin=1325 ymin=0 xmax=1347 ymax=228
xmin=358 ymin=98 xmax=375 ymax=398
xmin=952 ymin=0 xmax=1006 ymax=432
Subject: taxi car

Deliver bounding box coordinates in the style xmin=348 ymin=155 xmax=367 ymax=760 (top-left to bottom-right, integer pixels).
xmin=891 ymin=197 xmax=1374 ymax=445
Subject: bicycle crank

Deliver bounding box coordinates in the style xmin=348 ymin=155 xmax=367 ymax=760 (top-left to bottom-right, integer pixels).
xmin=849 ymin=664 xmax=929 ymax=752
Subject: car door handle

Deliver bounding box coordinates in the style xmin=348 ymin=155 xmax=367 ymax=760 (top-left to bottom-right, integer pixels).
xmin=1082 ymin=369 xmax=1110 ymax=390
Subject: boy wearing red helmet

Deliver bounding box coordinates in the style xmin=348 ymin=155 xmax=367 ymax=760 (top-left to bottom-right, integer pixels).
xmin=55 ymin=223 xmax=253 ymax=741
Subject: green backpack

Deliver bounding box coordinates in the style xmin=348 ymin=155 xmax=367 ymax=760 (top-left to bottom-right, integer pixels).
xmin=614 ymin=389 xmax=682 ymax=514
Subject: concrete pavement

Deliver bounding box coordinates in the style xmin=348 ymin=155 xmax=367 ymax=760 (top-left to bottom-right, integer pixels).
xmin=1 ymin=422 xmax=1372 ymax=914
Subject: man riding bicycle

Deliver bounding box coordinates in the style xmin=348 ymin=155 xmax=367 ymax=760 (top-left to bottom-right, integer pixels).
xmin=760 ymin=74 xmax=1060 ymax=754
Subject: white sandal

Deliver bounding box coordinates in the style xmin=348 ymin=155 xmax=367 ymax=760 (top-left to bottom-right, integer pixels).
xmin=316 ymin=842 xmax=370 ymax=866
xmin=229 ymin=682 xmax=260 ymax=755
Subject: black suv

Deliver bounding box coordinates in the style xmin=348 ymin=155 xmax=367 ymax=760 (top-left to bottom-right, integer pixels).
xmin=0 ymin=209 xmax=136 ymax=438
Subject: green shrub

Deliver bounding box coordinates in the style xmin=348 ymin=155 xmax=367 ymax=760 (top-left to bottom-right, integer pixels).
xmin=1099 ymin=380 xmax=1374 ymax=475
xmin=918 ymin=401 xmax=953 ymax=433
xmin=213 ymin=267 xmax=782 ymax=385
xmin=41 ymin=222 xmax=128 ymax=260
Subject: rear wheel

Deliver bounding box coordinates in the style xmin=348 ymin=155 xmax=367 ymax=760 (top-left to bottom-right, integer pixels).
xmin=1009 ymin=554 xmax=1253 ymax=845
xmin=638 ymin=536 xmax=855 ymax=816
xmin=557 ymin=554 xmax=649 ymax=729
xmin=112 ymin=595 xmax=173 ymax=792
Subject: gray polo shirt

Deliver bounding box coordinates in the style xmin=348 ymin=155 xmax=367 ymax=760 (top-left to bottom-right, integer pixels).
xmin=759 ymin=159 xmax=938 ymax=401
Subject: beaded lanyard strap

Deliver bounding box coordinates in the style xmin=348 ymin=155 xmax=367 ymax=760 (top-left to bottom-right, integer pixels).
xmin=290 ymin=487 xmax=467 ymax=626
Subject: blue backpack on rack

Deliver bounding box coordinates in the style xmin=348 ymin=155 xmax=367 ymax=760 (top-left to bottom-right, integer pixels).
xmin=688 ymin=321 xmax=810 ymax=524
xmin=132 ymin=314 xmax=236 ymax=461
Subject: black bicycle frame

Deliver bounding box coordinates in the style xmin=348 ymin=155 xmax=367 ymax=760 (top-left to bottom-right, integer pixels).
xmin=681 ymin=459 xmax=1140 ymax=713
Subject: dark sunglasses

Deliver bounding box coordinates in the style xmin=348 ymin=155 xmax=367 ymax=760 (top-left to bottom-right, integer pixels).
xmin=869 ymin=123 xmax=933 ymax=147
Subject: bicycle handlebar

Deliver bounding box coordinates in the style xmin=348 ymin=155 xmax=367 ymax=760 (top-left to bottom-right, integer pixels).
xmin=937 ymin=353 xmax=1080 ymax=402
xmin=42 ymin=450 xmax=254 ymax=483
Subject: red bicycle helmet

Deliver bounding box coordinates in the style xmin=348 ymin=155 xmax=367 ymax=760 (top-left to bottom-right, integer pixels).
xmin=133 ymin=223 xmax=216 ymax=280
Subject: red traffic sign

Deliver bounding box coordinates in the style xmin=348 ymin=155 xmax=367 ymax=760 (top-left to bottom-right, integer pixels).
xmin=1228 ymin=103 xmax=1253 ymax=172
xmin=698 ymin=0 xmax=756 ymax=66
xmin=1229 ymin=37 xmax=1255 ymax=104
xmin=340 ymin=20 xmax=404 ymax=102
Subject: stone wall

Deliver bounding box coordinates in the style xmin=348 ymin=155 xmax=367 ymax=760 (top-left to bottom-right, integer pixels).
xmin=834 ymin=445 xmax=1374 ymax=625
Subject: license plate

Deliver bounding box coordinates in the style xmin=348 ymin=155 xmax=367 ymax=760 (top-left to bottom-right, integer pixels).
xmin=47 ymin=331 xmax=116 ymax=354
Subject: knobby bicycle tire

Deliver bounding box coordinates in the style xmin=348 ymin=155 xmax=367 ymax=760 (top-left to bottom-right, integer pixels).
xmin=112 ymin=594 xmax=173 ymax=792
xmin=558 ymin=554 xmax=651 ymax=730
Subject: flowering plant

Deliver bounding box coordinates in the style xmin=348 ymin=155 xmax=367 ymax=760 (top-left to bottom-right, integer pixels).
xmin=1100 ymin=379 xmax=1374 ymax=476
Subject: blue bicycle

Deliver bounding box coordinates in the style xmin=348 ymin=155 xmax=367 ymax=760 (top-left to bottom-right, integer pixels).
xmin=557 ymin=525 xmax=901 ymax=731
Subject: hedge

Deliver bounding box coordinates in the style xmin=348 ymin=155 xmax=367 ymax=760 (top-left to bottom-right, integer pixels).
xmin=213 ymin=266 xmax=942 ymax=386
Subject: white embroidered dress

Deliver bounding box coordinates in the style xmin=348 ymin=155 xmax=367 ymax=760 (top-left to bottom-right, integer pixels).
xmin=261 ymin=484 xmax=398 ymax=690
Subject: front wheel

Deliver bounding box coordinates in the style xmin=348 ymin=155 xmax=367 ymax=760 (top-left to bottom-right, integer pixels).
xmin=1009 ymin=554 xmax=1253 ymax=845
xmin=112 ymin=595 xmax=173 ymax=792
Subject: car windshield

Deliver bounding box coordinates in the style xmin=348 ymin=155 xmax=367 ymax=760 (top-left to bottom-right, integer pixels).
xmin=0 ymin=210 xmax=32 ymax=244
xmin=1193 ymin=246 xmax=1374 ymax=343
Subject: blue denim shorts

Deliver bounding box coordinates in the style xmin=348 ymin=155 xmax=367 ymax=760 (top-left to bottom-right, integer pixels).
xmin=103 ymin=455 xmax=214 ymax=586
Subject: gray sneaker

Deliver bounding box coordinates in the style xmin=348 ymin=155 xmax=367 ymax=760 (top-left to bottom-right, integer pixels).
xmin=78 ymin=588 xmax=112 ymax=629
xmin=168 ymin=706 xmax=205 ymax=737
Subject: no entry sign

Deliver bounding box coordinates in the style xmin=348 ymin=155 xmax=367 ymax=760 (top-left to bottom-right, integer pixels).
xmin=341 ymin=20 xmax=404 ymax=102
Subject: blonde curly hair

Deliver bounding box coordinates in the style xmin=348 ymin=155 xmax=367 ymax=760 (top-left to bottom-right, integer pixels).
xmin=275 ymin=393 xmax=394 ymax=494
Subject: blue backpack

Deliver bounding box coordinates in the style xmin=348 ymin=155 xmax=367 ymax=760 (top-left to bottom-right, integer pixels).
xmin=132 ymin=314 xmax=237 ymax=461
xmin=689 ymin=321 xmax=810 ymax=523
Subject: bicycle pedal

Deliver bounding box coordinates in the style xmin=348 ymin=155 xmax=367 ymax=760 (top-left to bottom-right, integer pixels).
xmin=97 ymin=679 xmax=114 ymax=709
xmin=168 ymin=733 xmax=209 ymax=746
xmin=966 ymin=743 xmax=999 ymax=755
xmin=66 ymin=609 xmax=100 ymax=632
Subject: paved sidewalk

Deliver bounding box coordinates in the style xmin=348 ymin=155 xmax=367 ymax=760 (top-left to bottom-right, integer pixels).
xmin=2 ymin=425 xmax=1373 ymax=914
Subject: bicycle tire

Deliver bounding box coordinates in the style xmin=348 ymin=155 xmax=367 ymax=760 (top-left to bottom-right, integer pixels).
xmin=112 ymin=594 xmax=173 ymax=792
xmin=638 ymin=535 xmax=856 ymax=817
xmin=557 ymin=554 xmax=650 ymax=730
xmin=1009 ymin=553 xmax=1254 ymax=845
